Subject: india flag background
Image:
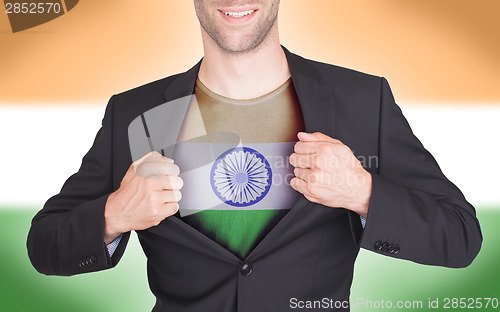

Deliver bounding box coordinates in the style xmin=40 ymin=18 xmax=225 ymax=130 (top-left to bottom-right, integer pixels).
xmin=1 ymin=1 xmax=499 ymax=311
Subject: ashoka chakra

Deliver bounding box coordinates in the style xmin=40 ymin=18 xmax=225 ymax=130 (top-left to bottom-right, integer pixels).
xmin=210 ymin=147 xmax=272 ymax=207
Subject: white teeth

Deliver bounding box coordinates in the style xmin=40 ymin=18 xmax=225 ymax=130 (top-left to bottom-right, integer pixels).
xmin=222 ymin=10 xmax=255 ymax=18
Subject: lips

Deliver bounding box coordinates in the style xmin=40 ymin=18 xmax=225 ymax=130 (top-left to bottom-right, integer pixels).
xmin=220 ymin=9 xmax=256 ymax=18
xmin=218 ymin=8 xmax=258 ymax=24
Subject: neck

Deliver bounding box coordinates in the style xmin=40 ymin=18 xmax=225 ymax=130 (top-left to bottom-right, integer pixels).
xmin=198 ymin=26 xmax=291 ymax=100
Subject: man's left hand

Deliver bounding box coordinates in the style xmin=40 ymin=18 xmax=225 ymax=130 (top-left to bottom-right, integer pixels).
xmin=289 ymin=132 xmax=372 ymax=219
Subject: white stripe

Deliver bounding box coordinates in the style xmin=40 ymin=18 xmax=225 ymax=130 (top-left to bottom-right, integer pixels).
xmin=0 ymin=103 xmax=498 ymax=209
xmin=0 ymin=105 xmax=103 ymax=207
xmin=402 ymin=104 xmax=500 ymax=209
xmin=175 ymin=142 xmax=299 ymax=216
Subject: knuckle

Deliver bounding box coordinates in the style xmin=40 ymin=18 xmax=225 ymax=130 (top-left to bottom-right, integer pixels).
xmin=137 ymin=162 xmax=151 ymax=171
xmin=167 ymin=163 xmax=180 ymax=176
xmin=309 ymin=171 xmax=318 ymax=184
xmin=166 ymin=202 xmax=179 ymax=215
xmin=173 ymin=190 xmax=182 ymax=202
xmin=293 ymin=143 xmax=302 ymax=154
xmin=339 ymin=144 xmax=351 ymax=155
xmin=313 ymin=171 xmax=324 ymax=185
xmin=141 ymin=177 xmax=156 ymax=188
xmin=172 ymin=164 xmax=181 ymax=175
xmin=163 ymin=176 xmax=173 ymax=189
xmin=174 ymin=176 xmax=184 ymax=189
xmin=147 ymin=192 xmax=157 ymax=203
xmin=147 ymin=151 xmax=163 ymax=163
xmin=312 ymin=156 xmax=321 ymax=168
xmin=299 ymin=157 xmax=308 ymax=168
xmin=318 ymin=143 xmax=330 ymax=154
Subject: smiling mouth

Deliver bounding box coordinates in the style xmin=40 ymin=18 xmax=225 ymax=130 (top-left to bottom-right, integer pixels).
xmin=219 ymin=9 xmax=257 ymax=18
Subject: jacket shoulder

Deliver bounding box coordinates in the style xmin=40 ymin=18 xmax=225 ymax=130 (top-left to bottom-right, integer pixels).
xmin=108 ymin=71 xmax=191 ymax=124
xmin=291 ymin=52 xmax=382 ymax=87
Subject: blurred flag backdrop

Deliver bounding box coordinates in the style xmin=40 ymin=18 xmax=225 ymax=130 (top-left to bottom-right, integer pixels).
xmin=1 ymin=1 xmax=499 ymax=311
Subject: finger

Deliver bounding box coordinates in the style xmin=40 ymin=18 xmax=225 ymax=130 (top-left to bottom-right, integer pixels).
xmin=295 ymin=140 xmax=346 ymax=155
xmin=294 ymin=141 xmax=321 ymax=154
xmin=136 ymin=162 xmax=180 ymax=178
xmin=289 ymin=153 xmax=316 ymax=168
xmin=162 ymin=202 xmax=180 ymax=217
xmin=293 ymin=167 xmax=310 ymax=181
xmin=158 ymin=189 xmax=182 ymax=203
xmin=290 ymin=177 xmax=315 ymax=197
xmin=290 ymin=177 xmax=319 ymax=203
xmin=161 ymin=176 xmax=184 ymax=190
xmin=134 ymin=151 xmax=161 ymax=166
xmin=297 ymin=132 xmax=342 ymax=144
xmin=135 ymin=162 xmax=165 ymax=178
xmin=165 ymin=163 xmax=180 ymax=176
xmin=294 ymin=167 xmax=324 ymax=186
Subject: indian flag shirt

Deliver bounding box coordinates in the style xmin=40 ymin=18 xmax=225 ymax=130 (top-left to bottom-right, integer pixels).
xmin=174 ymin=76 xmax=305 ymax=259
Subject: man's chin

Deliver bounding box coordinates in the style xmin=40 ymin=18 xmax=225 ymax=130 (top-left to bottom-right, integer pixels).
xmin=216 ymin=37 xmax=266 ymax=55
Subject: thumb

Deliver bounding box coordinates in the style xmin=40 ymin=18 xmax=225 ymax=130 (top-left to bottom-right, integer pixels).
xmin=297 ymin=132 xmax=339 ymax=143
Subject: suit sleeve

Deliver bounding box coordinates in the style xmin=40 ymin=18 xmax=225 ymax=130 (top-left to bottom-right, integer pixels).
xmin=27 ymin=95 xmax=130 ymax=276
xmin=356 ymin=77 xmax=482 ymax=268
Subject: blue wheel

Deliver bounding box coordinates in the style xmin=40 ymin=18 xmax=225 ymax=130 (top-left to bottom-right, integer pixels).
xmin=210 ymin=147 xmax=272 ymax=207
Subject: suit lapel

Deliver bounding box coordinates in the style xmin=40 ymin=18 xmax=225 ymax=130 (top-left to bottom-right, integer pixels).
xmin=157 ymin=46 xmax=337 ymax=260
xmin=283 ymin=46 xmax=336 ymax=136
xmin=163 ymin=60 xmax=202 ymax=102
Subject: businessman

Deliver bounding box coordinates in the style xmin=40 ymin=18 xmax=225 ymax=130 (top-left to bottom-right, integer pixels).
xmin=27 ymin=1 xmax=482 ymax=311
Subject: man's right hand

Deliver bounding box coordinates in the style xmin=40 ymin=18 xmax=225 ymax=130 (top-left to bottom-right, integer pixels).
xmin=103 ymin=151 xmax=183 ymax=244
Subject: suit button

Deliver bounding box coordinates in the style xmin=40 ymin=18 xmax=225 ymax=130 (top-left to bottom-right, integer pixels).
xmin=393 ymin=245 xmax=400 ymax=254
xmin=240 ymin=263 xmax=253 ymax=276
xmin=79 ymin=259 xmax=87 ymax=267
xmin=374 ymin=241 xmax=383 ymax=251
xmin=387 ymin=244 xmax=395 ymax=254
xmin=381 ymin=242 xmax=388 ymax=252
xmin=89 ymin=256 xmax=97 ymax=266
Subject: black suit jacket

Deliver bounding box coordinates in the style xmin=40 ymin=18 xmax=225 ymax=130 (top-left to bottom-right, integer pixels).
xmin=27 ymin=46 xmax=482 ymax=312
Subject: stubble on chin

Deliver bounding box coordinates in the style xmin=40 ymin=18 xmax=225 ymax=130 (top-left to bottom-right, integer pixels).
xmin=195 ymin=1 xmax=280 ymax=55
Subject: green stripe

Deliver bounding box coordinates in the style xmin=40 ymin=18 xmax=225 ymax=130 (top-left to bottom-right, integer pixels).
xmin=185 ymin=209 xmax=289 ymax=259
xmin=2 ymin=207 xmax=498 ymax=311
